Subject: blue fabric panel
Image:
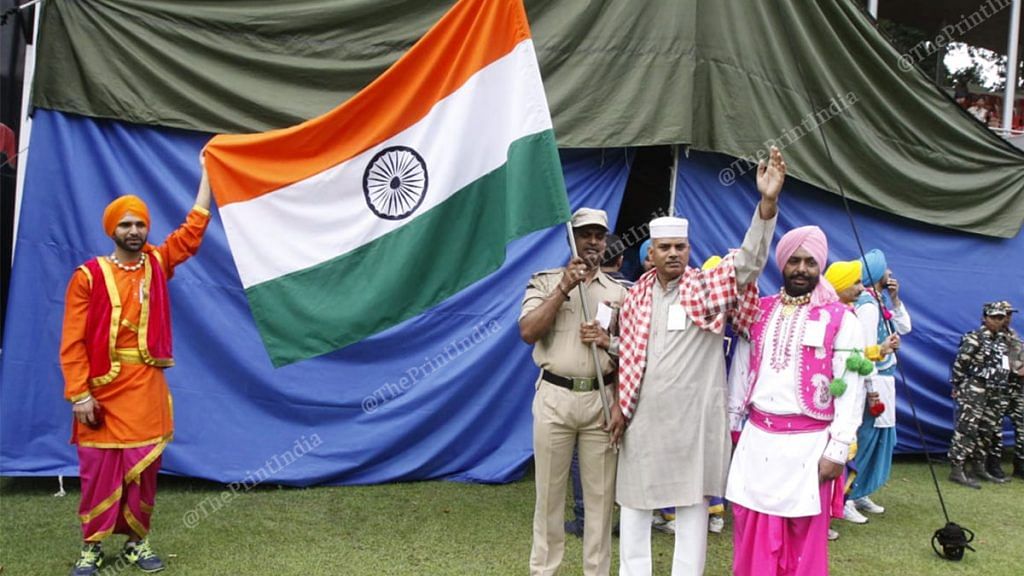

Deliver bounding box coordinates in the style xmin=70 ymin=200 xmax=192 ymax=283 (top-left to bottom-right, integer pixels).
xmin=0 ymin=110 xmax=630 ymax=485
xmin=675 ymin=149 xmax=1024 ymax=454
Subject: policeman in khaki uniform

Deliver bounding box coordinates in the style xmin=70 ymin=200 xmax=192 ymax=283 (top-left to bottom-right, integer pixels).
xmin=520 ymin=208 xmax=626 ymax=576
xmin=948 ymin=301 xmax=1016 ymax=488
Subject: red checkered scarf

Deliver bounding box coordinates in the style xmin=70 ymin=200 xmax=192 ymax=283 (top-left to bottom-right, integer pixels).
xmin=618 ymin=254 xmax=760 ymax=422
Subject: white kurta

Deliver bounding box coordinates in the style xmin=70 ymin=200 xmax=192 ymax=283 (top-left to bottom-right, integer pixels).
xmin=855 ymin=299 xmax=912 ymax=428
xmin=616 ymin=211 xmax=775 ymax=510
xmin=726 ymin=304 xmax=864 ymax=517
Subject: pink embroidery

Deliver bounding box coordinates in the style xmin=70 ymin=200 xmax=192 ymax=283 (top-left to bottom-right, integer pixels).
xmin=767 ymin=301 xmax=806 ymax=371
xmin=745 ymin=295 xmax=847 ymax=421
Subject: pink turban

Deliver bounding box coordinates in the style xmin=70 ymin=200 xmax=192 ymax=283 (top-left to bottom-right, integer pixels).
xmin=775 ymin=225 xmax=838 ymax=307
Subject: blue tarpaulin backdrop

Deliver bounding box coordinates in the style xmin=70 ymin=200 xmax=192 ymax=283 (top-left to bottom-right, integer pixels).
xmin=676 ymin=150 xmax=1024 ymax=454
xmin=0 ymin=110 xmax=629 ymax=485
xmin=2 ymin=111 xmax=1021 ymax=485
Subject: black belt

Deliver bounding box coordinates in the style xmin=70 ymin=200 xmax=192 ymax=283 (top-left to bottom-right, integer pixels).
xmin=542 ymin=370 xmax=615 ymax=392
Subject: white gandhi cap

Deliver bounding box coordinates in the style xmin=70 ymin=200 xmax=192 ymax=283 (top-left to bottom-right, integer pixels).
xmin=649 ymin=216 xmax=689 ymax=239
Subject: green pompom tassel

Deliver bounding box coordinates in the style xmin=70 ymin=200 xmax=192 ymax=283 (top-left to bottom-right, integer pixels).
xmin=829 ymin=378 xmax=848 ymax=397
xmin=857 ymin=357 xmax=874 ymax=375
xmin=846 ymin=356 xmax=861 ymax=371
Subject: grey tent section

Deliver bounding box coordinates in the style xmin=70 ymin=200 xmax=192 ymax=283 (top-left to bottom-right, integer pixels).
xmin=30 ymin=0 xmax=1024 ymax=237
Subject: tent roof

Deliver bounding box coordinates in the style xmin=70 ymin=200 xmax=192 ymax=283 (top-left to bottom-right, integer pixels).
xmin=30 ymin=0 xmax=1024 ymax=237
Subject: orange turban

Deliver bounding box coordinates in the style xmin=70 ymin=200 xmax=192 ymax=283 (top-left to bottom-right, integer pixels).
xmin=102 ymin=195 xmax=150 ymax=236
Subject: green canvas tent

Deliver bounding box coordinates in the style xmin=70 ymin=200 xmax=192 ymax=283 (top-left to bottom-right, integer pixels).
xmin=31 ymin=0 xmax=1024 ymax=237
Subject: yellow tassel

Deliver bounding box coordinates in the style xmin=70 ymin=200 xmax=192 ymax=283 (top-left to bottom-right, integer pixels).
xmin=865 ymin=345 xmax=885 ymax=362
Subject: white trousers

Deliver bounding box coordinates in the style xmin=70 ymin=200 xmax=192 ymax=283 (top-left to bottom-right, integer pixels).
xmin=619 ymin=501 xmax=709 ymax=576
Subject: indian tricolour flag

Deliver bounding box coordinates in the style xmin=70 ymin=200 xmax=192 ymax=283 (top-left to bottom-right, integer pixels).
xmin=204 ymin=0 xmax=569 ymax=367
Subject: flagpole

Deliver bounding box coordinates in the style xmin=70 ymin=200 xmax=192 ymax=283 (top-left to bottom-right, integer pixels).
xmin=564 ymin=222 xmax=613 ymax=426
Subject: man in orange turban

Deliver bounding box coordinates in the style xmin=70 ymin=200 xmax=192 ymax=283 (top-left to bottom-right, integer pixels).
xmin=62 ymin=169 xmax=212 ymax=576
xmin=102 ymin=194 xmax=151 ymax=236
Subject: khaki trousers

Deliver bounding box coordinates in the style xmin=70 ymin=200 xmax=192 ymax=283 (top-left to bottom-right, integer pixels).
xmin=530 ymin=381 xmax=617 ymax=576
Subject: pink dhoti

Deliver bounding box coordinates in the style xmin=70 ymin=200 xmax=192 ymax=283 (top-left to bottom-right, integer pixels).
xmin=730 ymin=409 xmax=844 ymax=576
xmin=78 ymin=443 xmax=165 ymax=542
xmin=731 ymin=480 xmax=843 ymax=576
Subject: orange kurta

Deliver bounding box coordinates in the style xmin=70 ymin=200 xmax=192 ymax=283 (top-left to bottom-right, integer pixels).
xmin=61 ymin=207 xmax=210 ymax=447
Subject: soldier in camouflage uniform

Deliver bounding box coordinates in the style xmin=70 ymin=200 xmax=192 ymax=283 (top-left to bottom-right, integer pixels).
xmin=947 ymin=301 xmax=1015 ymax=488
xmin=1000 ymin=307 xmax=1024 ymax=480
xmin=977 ymin=301 xmax=1020 ymax=481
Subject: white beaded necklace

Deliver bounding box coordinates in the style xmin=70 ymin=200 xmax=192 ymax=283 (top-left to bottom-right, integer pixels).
xmin=108 ymin=253 xmax=146 ymax=272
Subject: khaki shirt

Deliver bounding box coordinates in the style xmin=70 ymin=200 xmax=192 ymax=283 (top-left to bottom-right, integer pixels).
xmin=519 ymin=269 xmax=627 ymax=377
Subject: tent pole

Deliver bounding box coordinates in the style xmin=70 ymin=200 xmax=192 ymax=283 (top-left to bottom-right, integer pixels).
xmin=1002 ymin=0 xmax=1021 ymax=134
xmin=668 ymin=144 xmax=679 ymax=216
xmin=867 ymin=0 xmax=878 ymax=18
xmin=11 ymin=1 xmax=41 ymax=263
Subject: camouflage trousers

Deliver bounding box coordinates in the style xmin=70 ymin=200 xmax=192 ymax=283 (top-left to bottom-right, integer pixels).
xmin=980 ymin=377 xmax=1024 ymax=461
xmin=980 ymin=382 xmax=1010 ymax=460
xmin=1003 ymin=377 xmax=1023 ymax=461
xmin=948 ymin=379 xmax=988 ymax=467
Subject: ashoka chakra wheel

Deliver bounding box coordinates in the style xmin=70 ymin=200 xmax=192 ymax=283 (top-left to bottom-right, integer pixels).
xmin=362 ymin=146 xmax=428 ymax=220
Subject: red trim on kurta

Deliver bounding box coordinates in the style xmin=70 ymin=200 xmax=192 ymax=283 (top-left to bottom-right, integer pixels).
xmin=82 ymin=259 xmax=115 ymax=381
xmin=82 ymin=257 xmax=173 ymax=382
xmin=140 ymin=247 xmax=173 ymax=360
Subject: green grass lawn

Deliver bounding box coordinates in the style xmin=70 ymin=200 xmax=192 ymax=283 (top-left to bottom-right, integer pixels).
xmin=2 ymin=458 xmax=1021 ymax=575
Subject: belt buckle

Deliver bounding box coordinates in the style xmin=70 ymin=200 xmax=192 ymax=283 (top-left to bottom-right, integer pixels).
xmin=572 ymin=377 xmax=595 ymax=392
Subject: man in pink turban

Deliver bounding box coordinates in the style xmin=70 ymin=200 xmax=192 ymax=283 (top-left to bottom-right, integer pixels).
xmin=725 ymin=226 xmax=866 ymax=576
xmin=773 ymin=225 xmax=837 ymax=307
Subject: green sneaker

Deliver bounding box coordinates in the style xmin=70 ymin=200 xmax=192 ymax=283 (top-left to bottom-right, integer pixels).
xmin=70 ymin=543 xmax=104 ymax=576
xmin=123 ymin=538 xmax=166 ymax=573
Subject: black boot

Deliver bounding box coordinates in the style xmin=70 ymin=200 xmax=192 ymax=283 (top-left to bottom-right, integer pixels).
xmin=986 ymin=456 xmax=1008 ymax=481
xmin=1014 ymin=458 xmax=1024 ymax=481
xmin=949 ymin=465 xmax=981 ymax=489
xmin=972 ymin=460 xmax=1007 ymax=483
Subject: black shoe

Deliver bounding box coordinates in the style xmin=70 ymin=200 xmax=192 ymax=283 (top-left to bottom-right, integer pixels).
xmin=949 ymin=465 xmax=981 ymax=489
xmin=70 ymin=543 xmax=104 ymax=576
xmin=972 ymin=461 xmax=1007 ymax=483
xmin=564 ymin=518 xmax=584 ymax=538
xmin=123 ymin=539 xmax=166 ymax=573
xmin=986 ymin=456 xmax=1007 ymax=480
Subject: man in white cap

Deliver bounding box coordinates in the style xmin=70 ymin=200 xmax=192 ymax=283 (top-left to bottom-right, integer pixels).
xmin=520 ymin=207 xmax=627 ymax=576
xmin=613 ymin=147 xmax=785 ymax=575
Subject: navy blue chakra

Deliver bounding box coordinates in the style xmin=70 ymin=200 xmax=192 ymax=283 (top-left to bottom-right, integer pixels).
xmin=362 ymin=146 xmax=428 ymax=220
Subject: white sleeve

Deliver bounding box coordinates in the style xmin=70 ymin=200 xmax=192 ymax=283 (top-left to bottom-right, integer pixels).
xmin=822 ymin=311 xmax=865 ymax=464
xmin=727 ymin=336 xmax=752 ymax=431
xmin=855 ymin=302 xmax=880 ymax=389
xmin=732 ymin=210 xmax=777 ymax=289
xmin=855 ymin=300 xmax=881 ymax=345
xmin=891 ymin=302 xmax=912 ymax=335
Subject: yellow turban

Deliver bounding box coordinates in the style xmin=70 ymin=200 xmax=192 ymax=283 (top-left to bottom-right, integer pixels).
xmin=824 ymin=260 xmax=862 ymax=292
xmin=103 ymin=195 xmax=150 ymax=236
xmin=701 ymin=255 xmax=723 ymax=271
